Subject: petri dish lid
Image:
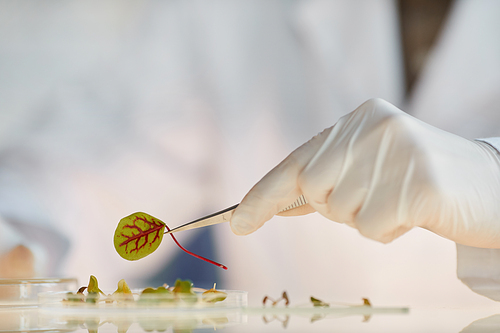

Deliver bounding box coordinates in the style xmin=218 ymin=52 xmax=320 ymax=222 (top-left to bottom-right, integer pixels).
xmin=0 ymin=277 xmax=78 ymax=307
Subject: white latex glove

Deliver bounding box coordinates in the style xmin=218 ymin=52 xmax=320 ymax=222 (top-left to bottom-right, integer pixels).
xmin=230 ymin=99 xmax=500 ymax=247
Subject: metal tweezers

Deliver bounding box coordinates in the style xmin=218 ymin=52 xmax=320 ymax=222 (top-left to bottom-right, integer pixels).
xmin=164 ymin=195 xmax=308 ymax=234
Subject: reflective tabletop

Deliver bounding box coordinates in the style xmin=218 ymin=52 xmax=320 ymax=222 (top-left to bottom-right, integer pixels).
xmin=2 ymin=305 xmax=500 ymax=332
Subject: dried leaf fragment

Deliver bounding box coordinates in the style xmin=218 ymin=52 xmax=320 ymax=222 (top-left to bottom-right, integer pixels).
xmin=202 ymin=283 xmax=227 ymax=303
xmin=310 ymin=296 xmax=329 ymax=307
xmin=263 ymin=291 xmax=289 ymax=307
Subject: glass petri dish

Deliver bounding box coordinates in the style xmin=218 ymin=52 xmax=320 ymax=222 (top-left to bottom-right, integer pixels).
xmin=0 ymin=277 xmax=78 ymax=307
xmin=0 ymin=278 xmax=78 ymax=332
xmin=38 ymin=289 xmax=247 ymax=313
xmin=38 ymin=289 xmax=248 ymax=331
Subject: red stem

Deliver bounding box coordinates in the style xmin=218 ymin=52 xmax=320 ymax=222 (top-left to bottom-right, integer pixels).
xmin=164 ymin=225 xmax=228 ymax=270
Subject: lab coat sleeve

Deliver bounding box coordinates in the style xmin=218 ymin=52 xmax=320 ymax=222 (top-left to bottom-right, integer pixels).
xmin=457 ymin=138 xmax=500 ymax=301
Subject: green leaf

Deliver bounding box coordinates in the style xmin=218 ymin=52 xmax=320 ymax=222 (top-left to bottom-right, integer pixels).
xmin=87 ymin=275 xmax=104 ymax=295
xmin=139 ymin=286 xmax=174 ymax=303
xmin=144 ymin=286 xmax=172 ymax=295
xmin=172 ymin=279 xmax=193 ymax=294
xmin=141 ymin=287 xmax=156 ymax=294
xmin=114 ymin=212 xmax=166 ymax=261
xmin=113 ymin=279 xmax=132 ymax=294
xmin=112 ymin=279 xmax=134 ymax=302
xmin=173 ymin=279 xmax=197 ymax=304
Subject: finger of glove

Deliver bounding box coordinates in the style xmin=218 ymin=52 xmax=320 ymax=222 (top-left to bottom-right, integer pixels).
xmin=306 ymin=109 xmax=399 ymax=225
xmin=354 ymin=184 xmax=414 ymax=243
xmin=276 ymin=203 xmax=316 ymax=217
xmin=298 ymin=106 xmax=368 ymax=217
xmin=230 ymin=127 xmax=333 ymax=235
xmin=353 ymin=142 xmax=418 ymax=243
xmin=298 ymin=99 xmax=411 ymax=230
xmin=321 ymin=164 xmax=371 ymax=228
xmin=350 ymin=103 xmax=438 ymax=242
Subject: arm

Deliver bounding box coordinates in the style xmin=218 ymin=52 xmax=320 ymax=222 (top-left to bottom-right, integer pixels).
xmin=231 ymin=99 xmax=500 ymax=248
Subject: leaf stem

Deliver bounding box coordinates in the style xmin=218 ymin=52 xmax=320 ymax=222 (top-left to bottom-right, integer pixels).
xmin=164 ymin=225 xmax=228 ymax=270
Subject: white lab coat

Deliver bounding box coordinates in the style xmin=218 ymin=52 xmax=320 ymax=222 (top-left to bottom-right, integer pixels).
xmin=0 ymin=0 xmax=498 ymax=307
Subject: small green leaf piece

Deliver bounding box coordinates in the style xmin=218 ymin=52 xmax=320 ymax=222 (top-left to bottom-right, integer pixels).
xmin=173 ymin=279 xmax=193 ymax=294
xmin=114 ymin=212 xmax=166 ymax=261
xmin=112 ymin=279 xmax=134 ymax=302
xmin=141 ymin=287 xmax=156 ymax=294
xmin=114 ymin=279 xmax=132 ymax=294
xmin=173 ymin=279 xmax=197 ymax=304
xmin=139 ymin=286 xmax=174 ymax=303
xmin=310 ymin=296 xmax=329 ymax=307
xmin=87 ymin=275 xmax=104 ymax=295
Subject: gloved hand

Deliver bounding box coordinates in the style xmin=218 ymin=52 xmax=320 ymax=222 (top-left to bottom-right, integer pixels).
xmin=230 ymin=98 xmax=500 ymax=248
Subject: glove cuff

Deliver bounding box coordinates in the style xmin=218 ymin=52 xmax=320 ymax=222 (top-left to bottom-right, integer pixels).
xmin=457 ymin=243 xmax=500 ymax=301
xmin=475 ymin=138 xmax=500 ymax=155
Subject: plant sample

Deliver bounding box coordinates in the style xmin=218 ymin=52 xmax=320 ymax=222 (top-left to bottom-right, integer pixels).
xmin=114 ymin=212 xmax=227 ymax=269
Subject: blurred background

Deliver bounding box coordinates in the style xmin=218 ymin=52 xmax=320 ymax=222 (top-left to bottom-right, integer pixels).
xmin=1 ymin=0 xmax=500 ymax=307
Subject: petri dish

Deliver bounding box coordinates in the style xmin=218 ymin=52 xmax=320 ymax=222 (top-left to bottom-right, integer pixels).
xmin=38 ymin=288 xmax=247 ymax=313
xmin=38 ymin=289 xmax=248 ymax=331
xmin=0 ymin=278 xmax=78 ymax=332
xmin=0 ymin=277 xmax=78 ymax=307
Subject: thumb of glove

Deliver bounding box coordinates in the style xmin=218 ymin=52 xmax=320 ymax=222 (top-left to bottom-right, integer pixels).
xmin=230 ymin=127 xmax=332 ymax=235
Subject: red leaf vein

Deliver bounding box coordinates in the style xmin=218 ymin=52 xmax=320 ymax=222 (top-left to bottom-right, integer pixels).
xmin=119 ymin=216 xmax=164 ymax=254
